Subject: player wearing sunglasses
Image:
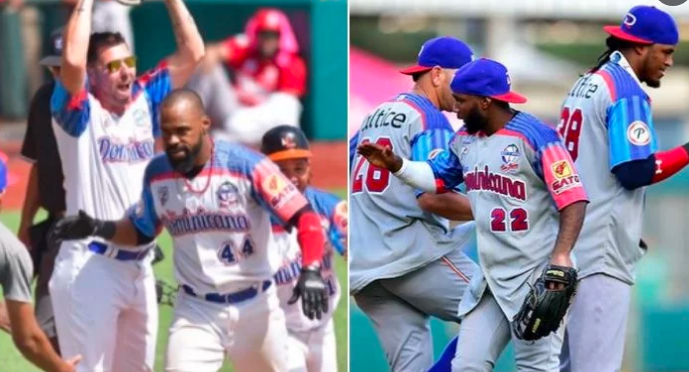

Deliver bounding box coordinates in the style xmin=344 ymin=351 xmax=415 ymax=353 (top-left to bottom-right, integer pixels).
xmin=48 ymin=0 xmax=204 ymax=370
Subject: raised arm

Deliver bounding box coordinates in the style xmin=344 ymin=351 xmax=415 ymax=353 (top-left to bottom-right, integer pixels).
xmin=164 ymin=0 xmax=205 ymax=88
xmin=60 ymin=0 xmax=94 ymax=94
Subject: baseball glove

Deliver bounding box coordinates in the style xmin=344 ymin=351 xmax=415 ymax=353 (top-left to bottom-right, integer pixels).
xmin=512 ymin=264 xmax=578 ymax=341
xmin=155 ymin=279 xmax=177 ymax=307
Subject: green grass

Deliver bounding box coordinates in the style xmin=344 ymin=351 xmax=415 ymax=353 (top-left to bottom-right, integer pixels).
xmin=0 ymin=188 xmax=348 ymax=372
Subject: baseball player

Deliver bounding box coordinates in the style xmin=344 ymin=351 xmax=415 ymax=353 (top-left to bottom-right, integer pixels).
xmin=0 ymin=155 xmax=82 ymax=372
xmin=261 ymin=125 xmax=347 ymax=372
xmin=350 ymin=36 xmax=479 ymax=372
xmin=48 ymin=0 xmax=204 ymax=370
xmin=357 ymin=58 xmax=589 ymax=372
xmin=51 ymin=89 xmax=329 ymax=372
xmin=557 ymin=6 xmax=687 ymax=372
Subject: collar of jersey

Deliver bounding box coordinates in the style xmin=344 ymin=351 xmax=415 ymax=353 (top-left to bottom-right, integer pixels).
xmin=609 ymin=51 xmax=642 ymax=87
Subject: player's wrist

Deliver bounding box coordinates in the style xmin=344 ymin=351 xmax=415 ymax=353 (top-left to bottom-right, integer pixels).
xmin=93 ymin=220 xmax=116 ymax=240
xmin=392 ymin=157 xmax=407 ymax=175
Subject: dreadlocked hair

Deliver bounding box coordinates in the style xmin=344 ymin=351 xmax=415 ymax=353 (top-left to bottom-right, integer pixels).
xmin=589 ymin=36 xmax=639 ymax=73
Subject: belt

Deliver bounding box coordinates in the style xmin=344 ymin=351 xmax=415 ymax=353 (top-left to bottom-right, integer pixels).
xmin=87 ymin=241 xmax=151 ymax=261
xmin=182 ymin=280 xmax=272 ymax=304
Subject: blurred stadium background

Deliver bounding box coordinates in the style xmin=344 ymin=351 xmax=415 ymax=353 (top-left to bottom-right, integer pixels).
xmin=350 ymin=1 xmax=689 ymax=371
xmin=0 ymin=0 xmax=347 ymax=371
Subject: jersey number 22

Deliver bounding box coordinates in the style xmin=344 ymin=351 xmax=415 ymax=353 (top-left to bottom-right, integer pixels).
xmin=558 ymin=107 xmax=584 ymax=161
xmin=352 ymin=137 xmax=393 ymax=194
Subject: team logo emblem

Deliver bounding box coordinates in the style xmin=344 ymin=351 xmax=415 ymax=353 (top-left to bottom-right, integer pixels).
xmin=157 ymin=186 xmax=169 ymax=206
xmin=217 ymin=181 xmax=239 ymax=208
xmin=428 ymin=148 xmax=444 ymax=160
xmin=627 ymin=121 xmax=651 ymax=146
xmin=551 ymin=160 xmax=573 ymax=180
xmin=506 ymin=73 xmax=512 ymax=87
xmin=500 ymin=144 xmax=520 ymax=173
xmin=550 ymin=160 xmax=582 ymax=195
xmin=263 ymin=173 xmax=296 ymax=210
xmin=281 ymin=132 xmax=297 ymax=149
xmin=418 ymin=45 xmax=424 ymax=57
xmin=623 ymin=13 xmax=637 ymax=28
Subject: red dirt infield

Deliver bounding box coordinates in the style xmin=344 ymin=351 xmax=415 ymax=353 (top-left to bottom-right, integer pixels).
xmin=0 ymin=141 xmax=348 ymax=210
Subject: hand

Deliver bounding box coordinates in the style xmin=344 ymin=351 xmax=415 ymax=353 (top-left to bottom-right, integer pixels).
xmin=17 ymin=222 xmax=31 ymax=250
xmin=547 ymin=254 xmax=573 ymax=290
xmin=50 ymin=210 xmax=99 ymax=244
xmin=288 ymin=265 xmax=329 ymax=320
xmin=357 ymin=143 xmax=403 ymax=173
xmin=199 ymin=44 xmax=224 ymax=73
xmin=61 ymin=355 xmax=82 ymax=372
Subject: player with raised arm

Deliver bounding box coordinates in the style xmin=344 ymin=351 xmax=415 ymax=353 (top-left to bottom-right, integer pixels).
xmin=51 ymin=89 xmax=329 ymax=372
xmin=350 ymin=36 xmax=479 ymax=372
xmin=261 ymin=125 xmax=347 ymax=372
xmin=557 ymin=6 xmax=686 ymax=372
xmin=48 ymin=0 xmax=204 ymax=370
xmin=358 ymin=58 xmax=588 ymax=372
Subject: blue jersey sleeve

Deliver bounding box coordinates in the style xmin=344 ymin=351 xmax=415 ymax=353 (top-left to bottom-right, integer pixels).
xmin=411 ymin=126 xmax=456 ymax=196
xmin=307 ymin=189 xmax=347 ymax=256
xmin=50 ymin=79 xmax=91 ymax=137
xmin=427 ymin=140 xmax=464 ymax=192
xmin=127 ymin=168 xmax=161 ymax=238
xmin=607 ymin=94 xmax=658 ymax=169
xmin=133 ymin=62 xmax=172 ymax=138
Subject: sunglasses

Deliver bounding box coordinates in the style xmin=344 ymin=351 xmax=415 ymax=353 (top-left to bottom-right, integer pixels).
xmin=103 ymin=56 xmax=137 ymax=74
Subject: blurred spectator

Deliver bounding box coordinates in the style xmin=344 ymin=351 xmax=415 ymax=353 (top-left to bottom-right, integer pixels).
xmin=186 ymin=8 xmax=307 ymax=145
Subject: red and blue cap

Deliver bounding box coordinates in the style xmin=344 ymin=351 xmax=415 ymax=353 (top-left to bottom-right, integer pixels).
xmin=450 ymin=58 xmax=527 ymax=104
xmin=603 ymin=5 xmax=679 ymax=45
xmin=399 ymin=36 xmax=474 ymax=75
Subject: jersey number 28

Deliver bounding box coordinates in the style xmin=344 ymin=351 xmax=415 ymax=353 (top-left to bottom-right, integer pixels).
xmin=351 ymin=137 xmax=393 ymax=194
xmin=558 ymin=107 xmax=584 ymax=161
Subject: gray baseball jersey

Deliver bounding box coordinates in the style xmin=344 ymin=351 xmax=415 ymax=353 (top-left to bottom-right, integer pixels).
xmin=349 ymin=93 xmax=469 ymax=293
xmin=427 ymin=112 xmax=588 ymax=319
xmin=0 ymin=221 xmax=33 ymax=303
xmin=558 ymin=51 xmax=655 ymax=284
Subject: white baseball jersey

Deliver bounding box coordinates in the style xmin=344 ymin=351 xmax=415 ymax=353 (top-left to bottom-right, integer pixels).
xmin=271 ymin=187 xmax=347 ymax=332
xmin=349 ymin=93 xmax=464 ymax=293
xmin=558 ymin=51 xmax=656 ymax=284
xmin=50 ymin=65 xmax=171 ymax=254
xmin=129 ymin=140 xmax=310 ymax=294
xmin=427 ymin=112 xmax=589 ymax=318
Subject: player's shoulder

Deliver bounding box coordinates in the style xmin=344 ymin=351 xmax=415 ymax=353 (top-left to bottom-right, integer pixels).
xmin=214 ymin=139 xmax=268 ymax=172
xmin=397 ymin=93 xmax=451 ymax=131
xmin=305 ymin=187 xmax=345 ymax=218
xmin=144 ymin=153 xmax=174 ymax=180
xmin=504 ymin=112 xmax=561 ymax=150
xmin=597 ymin=59 xmax=647 ymax=101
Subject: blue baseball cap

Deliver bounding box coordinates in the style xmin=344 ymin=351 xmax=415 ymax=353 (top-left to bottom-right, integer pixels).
xmin=450 ymin=58 xmax=527 ymax=104
xmin=399 ymin=36 xmax=474 ymax=75
xmin=603 ymin=5 xmax=679 ymax=45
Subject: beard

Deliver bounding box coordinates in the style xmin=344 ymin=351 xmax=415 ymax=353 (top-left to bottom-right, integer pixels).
xmin=462 ymin=106 xmax=488 ymax=135
xmin=640 ymin=58 xmax=662 ymax=88
xmin=166 ymin=137 xmax=204 ymax=174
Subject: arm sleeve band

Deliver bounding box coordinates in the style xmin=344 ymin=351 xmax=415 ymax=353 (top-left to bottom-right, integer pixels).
xmin=393 ymin=158 xmax=438 ymax=193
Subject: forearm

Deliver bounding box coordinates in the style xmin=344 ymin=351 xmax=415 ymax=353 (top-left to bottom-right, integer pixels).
xmin=552 ymin=201 xmax=587 ymax=257
xmin=14 ymin=331 xmax=67 ymax=372
xmin=394 ymin=158 xmax=439 ymax=193
xmin=418 ymin=192 xmax=473 ymax=221
xmin=61 ymin=0 xmax=93 ymax=91
xmin=290 ymin=207 xmax=325 ymax=267
xmin=613 ymin=145 xmax=689 ymax=190
xmin=165 ymin=0 xmax=204 ymax=65
xmin=95 ymin=218 xmax=146 ymax=247
xmin=8 ymin=301 xmax=67 ymax=372
xmin=20 ymin=165 xmax=40 ymax=227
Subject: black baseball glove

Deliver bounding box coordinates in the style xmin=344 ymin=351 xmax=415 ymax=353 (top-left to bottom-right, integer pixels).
xmin=512 ymin=264 xmax=578 ymax=341
xmin=49 ymin=210 xmax=109 ymax=244
xmin=288 ymin=265 xmax=329 ymax=320
xmin=155 ymin=279 xmax=177 ymax=307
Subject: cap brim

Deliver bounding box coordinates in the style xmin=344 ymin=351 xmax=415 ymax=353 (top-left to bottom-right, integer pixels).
xmin=603 ymin=25 xmax=653 ymax=45
xmin=39 ymin=55 xmax=62 ymax=67
xmin=268 ymin=149 xmax=312 ymax=162
xmin=491 ymin=91 xmax=528 ymax=104
xmin=399 ymin=65 xmax=433 ymax=75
